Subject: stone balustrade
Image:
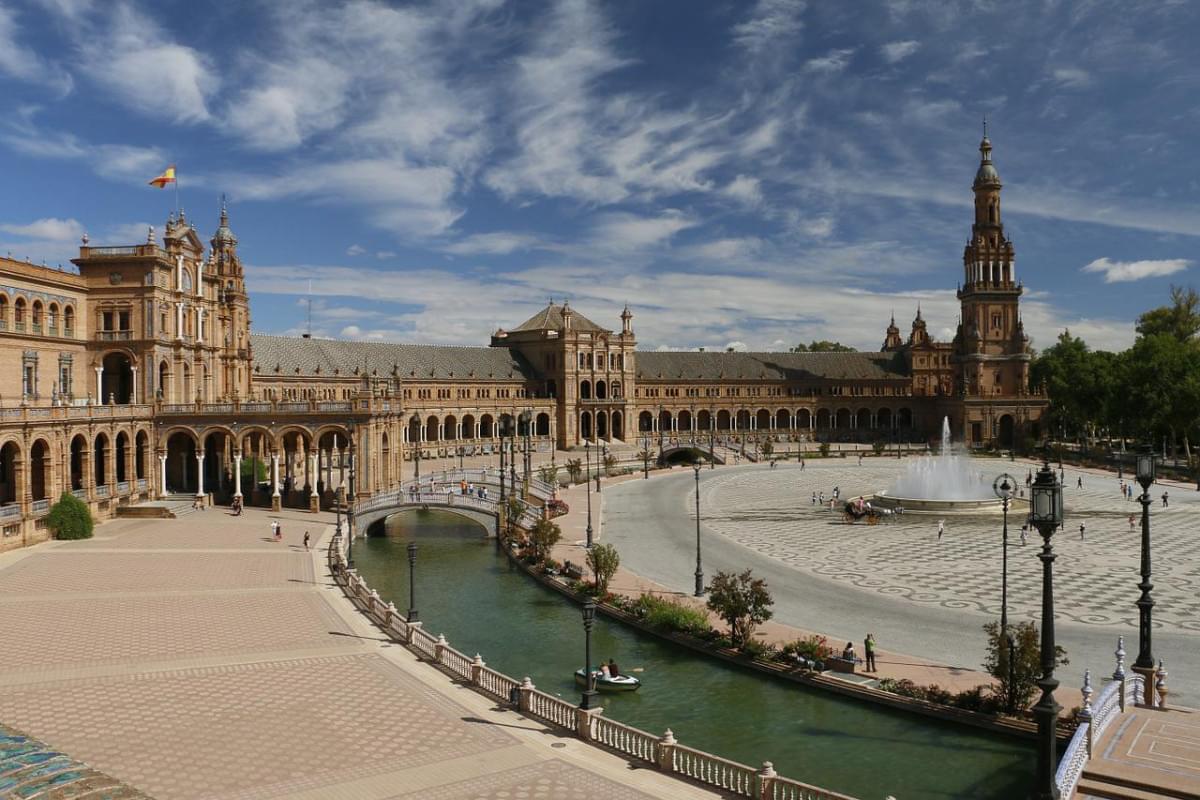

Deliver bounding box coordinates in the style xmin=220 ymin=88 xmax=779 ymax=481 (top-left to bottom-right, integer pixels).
xmin=327 ymin=530 xmax=861 ymax=800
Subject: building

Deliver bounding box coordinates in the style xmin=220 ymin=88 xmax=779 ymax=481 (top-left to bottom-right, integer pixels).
xmin=0 ymin=135 xmax=1046 ymax=551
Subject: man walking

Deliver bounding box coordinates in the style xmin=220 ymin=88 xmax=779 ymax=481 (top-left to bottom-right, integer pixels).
xmin=1162 ymin=491 xmax=1169 ymax=508
xmin=303 ymin=531 xmax=310 ymax=551
xmin=1079 ymin=522 xmax=1085 ymax=540
xmin=864 ymin=633 xmax=877 ymax=672
xmin=937 ymin=519 xmax=945 ymax=540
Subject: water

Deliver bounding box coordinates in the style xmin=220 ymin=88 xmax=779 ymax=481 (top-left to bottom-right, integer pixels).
xmin=352 ymin=509 xmax=1034 ymax=799
xmin=886 ymin=417 xmax=993 ymax=500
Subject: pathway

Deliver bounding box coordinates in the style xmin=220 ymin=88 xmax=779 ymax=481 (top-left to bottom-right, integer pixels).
xmin=0 ymin=507 xmax=726 ymax=800
xmin=1077 ymin=705 xmax=1200 ymax=799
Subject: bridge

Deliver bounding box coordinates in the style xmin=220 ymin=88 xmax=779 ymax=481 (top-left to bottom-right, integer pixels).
xmin=656 ymin=444 xmax=726 ymax=465
xmin=354 ymin=469 xmax=550 ymax=536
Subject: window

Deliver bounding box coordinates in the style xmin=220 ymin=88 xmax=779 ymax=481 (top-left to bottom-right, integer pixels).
xmin=119 ymin=310 xmax=131 ymax=331
xmin=63 ymin=306 xmax=74 ymax=335
xmin=48 ymin=303 xmax=58 ymax=333
xmin=22 ymin=351 xmax=38 ymax=398
xmin=992 ymin=313 xmax=1002 ymax=329
xmin=103 ymin=311 xmax=114 ymax=331
xmin=0 ymin=295 xmax=7 ymax=328
xmin=59 ymin=357 xmax=73 ymax=397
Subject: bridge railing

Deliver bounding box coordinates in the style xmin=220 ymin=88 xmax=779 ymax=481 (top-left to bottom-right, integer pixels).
xmin=327 ymin=532 xmax=863 ymax=800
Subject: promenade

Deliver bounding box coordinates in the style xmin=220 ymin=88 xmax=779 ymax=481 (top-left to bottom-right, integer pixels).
xmin=0 ymin=507 xmax=725 ymax=800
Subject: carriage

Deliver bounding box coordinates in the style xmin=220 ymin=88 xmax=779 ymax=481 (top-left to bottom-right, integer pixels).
xmin=841 ymin=499 xmax=899 ymax=525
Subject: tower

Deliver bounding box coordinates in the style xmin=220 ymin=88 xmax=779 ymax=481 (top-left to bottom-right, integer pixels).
xmin=881 ymin=312 xmax=902 ymax=351
xmin=210 ymin=198 xmax=252 ymax=398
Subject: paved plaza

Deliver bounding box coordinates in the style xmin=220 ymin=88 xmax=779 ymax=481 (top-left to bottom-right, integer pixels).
xmin=0 ymin=508 xmax=724 ymax=800
xmin=603 ymin=456 xmax=1200 ymax=702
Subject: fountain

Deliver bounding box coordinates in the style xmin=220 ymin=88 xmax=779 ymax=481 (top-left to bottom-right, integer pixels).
xmin=873 ymin=417 xmax=1015 ymax=514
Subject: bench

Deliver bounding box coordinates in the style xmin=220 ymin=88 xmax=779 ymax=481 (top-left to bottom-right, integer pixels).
xmin=829 ymin=657 xmax=857 ymax=674
xmin=562 ymin=561 xmax=584 ymax=580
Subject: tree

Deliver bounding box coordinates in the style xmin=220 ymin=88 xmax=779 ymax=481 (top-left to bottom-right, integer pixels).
xmin=1029 ymin=330 xmax=1119 ymax=444
xmin=538 ymin=463 xmax=559 ymax=485
xmin=790 ymin=340 xmax=856 ymax=353
xmin=983 ymin=620 xmax=1068 ymax=713
xmin=504 ymin=495 xmax=524 ymax=538
xmin=529 ymin=517 xmax=562 ymax=562
xmin=1122 ymin=333 xmax=1200 ymax=458
xmin=46 ymin=491 xmax=93 ymax=540
xmin=586 ymin=543 xmax=620 ymax=594
xmin=565 ymin=458 xmax=583 ymax=484
xmin=706 ymin=569 xmax=774 ymax=650
xmin=760 ymin=438 xmax=774 ymax=457
xmin=1136 ymin=285 xmax=1200 ymax=343
xmin=602 ymin=452 xmax=617 ymax=476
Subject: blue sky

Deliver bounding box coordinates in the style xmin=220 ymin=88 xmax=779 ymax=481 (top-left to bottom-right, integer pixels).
xmin=1 ymin=0 xmax=1197 ymax=353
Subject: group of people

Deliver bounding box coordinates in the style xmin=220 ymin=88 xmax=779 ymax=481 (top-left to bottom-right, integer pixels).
xmin=598 ymin=658 xmax=621 ymax=679
xmin=268 ymin=519 xmax=311 ymax=550
xmin=839 ymin=634 xmax=878 ymax=672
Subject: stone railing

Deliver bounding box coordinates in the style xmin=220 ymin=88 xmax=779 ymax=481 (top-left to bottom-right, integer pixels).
xmin=327 ymin=532 xmax=860 ymax=800
xmin=31 ymin=499 xmax=49 ymax=515
xmin=0 ymin=505 xmax=20 ymax=520
xmin=0 ymin=403 xmax=154 ymax=422
xmin=1056 ymin=637 xmax=1149 ymax=799
xmin=96 ymin=484 xmax=110 ymax=498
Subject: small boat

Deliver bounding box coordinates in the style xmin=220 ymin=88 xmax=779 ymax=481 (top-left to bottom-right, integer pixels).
xmin=574 ymin=668 xmax=641 ymax=692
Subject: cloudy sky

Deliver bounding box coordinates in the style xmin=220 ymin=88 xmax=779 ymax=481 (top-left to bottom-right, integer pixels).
xmin=1 ymin=0 xmax=1197 ymax=353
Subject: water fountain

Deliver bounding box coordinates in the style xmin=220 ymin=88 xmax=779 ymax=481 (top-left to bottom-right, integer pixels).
xmin=873 ymin=417 xmax=1013 ymax=513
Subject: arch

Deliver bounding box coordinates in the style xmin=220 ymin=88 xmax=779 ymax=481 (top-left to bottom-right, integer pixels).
xmin=580 ymin=379 xmax=592 ymax=400
xmin=31 ymin=299 xmax=43 ymax=331
xmin=697 ymin=409 xmax=712 ymax=431
xmin=180 ymin=362 xmax=192 ymax=403
xmin=898 ymin=407 xmax=913 ymax=428
xmin=775 ymin=408 xmax=790 ymax=430
xmin=135 ymin=430 xmax=149 ymax=480
xmin=716 ymin=409 xmax=731 ymax=431
xmin=0 ymin=294 xmax=7 ymax=327
xmin=381 ymin=432 xmax=391 ymax=487
xmin=756 ymin=409 xmax=771 ymax=430
xmin=30 ymin=438 xmax=50 ymax=502
xmin=580 ymin=410 xmax=593 ymax=440
xmin=425 ymin=415 xmax=439 ymax=442
xmin=611 ymin=410 xmax=622 ymax=440
xmin=69 ymin=434 xmax=86 ymax=490
xmin=47 ymin=302 xmax=59 ymax=333
xmin=443 ymin=414 xmax=458 ymax=441
xmin=479 ymin=414 xmax=494 ymax=438
xmin=611 ymin=381 xmax=621 ymax=398
xmin=638 ymin=410 xmax=653 ymax=432
xmin=0 ymin=440 xmax=20 ymax=507
xmin=816 ymin=408 xmax=831 ymax=429
xmin=998 ymin=414 xmax=1015 ymax=449
xmin=165 ymin=431 xmax=198 ymax=494
xmin=115 ymin=431 xmax=130 ymax=484
xmin=678 ymin=409 xmax=693 ymax=431
xmin=462 ymin=414 xmax=477 ymax=440
xmin=736 ymin=409 xmax=751 ymax=430
xmin=63 ymin=304 xmax=75 ymax=336
xmin=658 ymin=409 xmax=672 ymax=432
xmin=835 ymin=408 xmax=851 ymax=429
xmin=93 ymin=432 xmax=110 ymax=487
xmin=797 ymin=408 xmax=812 ymax=429
xmin=158 ymin=360 xmax=169 ymax=401
xmin=13 ymin=296 xmax=26 ymax=329
xmin=595 ymin=380 xmax=607 ymax=400
xmin=101 ymin=351 xmax=134 ymax=404
xmin=536 ymin=412 xmax=550 ymax=437
xmin=596 ymin=410 xmax=608 ymax=439
xmin=877 ymin=407 xmax=893 ymax=429
xmin=856 ymin=408 xmax=872 ymax=430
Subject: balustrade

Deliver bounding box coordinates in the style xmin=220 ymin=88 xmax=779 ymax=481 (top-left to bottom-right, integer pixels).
xmin=31 ymin=499 xmax=49 ymax=514
xmin=671 ymin=745 xmax=758 ymax=796
xmin=410 ymin=628 xmax=439 ymax=660
xmin=0 ymin=505 xmax=20 ymax=520
xmin=96 ymin=484 xmax=110 ymax=498
xmin=768 ymin=776 xmax=858 ymax=800
xmin=476 ymin=666 xmax=519 ymax=703
xmin=526 ymin=689 xmax=576 ymax=730
xmin=438 ymin=643 xmax=475 ymax=681
xmin=589 ymin=716 xmax=659 ymax=765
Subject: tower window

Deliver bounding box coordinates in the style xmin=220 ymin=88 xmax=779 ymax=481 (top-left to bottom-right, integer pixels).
xmin=992 ymin=313 xmax=1001 ymax=329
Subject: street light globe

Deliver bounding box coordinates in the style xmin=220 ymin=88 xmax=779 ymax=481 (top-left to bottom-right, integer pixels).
xmin=1135 ymin=447 xmax=1156 ymax=489
xmin=582 ymin=598 xmax=596 ymax=625
xmin=693 ymin=461 xmax=701 ymax=475
xmin=1030 ymin=464 xmax=1063 ymax=527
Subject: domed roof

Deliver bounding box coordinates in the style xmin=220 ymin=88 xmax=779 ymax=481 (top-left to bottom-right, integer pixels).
xmin=973 ymin=134 xmax=1001 ymax=188
xmin=212 ymin=196 xmax=237 ymax=247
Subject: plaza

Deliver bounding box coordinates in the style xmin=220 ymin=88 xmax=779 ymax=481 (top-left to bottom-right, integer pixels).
xmin=603 ymin=456 xmax=1200 ymax=703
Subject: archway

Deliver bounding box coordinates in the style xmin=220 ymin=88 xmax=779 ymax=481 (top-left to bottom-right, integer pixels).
xmin=580 ymin=411 xmax=593 ymax=441
xmin=180 ymin=362 xmax=192 ymax=403
xmin=816 ymin=408 xmax=831 ymax=429
xmin=165 ymin=431 xmax=198 ymax=494
xmin=425 ymin=415 xmax=439 ymax=442
xmin=279 ymin=429 xmax=316 ymax=508
xmin=30 ymin=439 xmax=49 ymax=502
xmin=462 ymin=414 xmax=477 ymax=440
xmin=638 ymin=411 xmax=653 ymax=432
xmin=101 ymin=352 xmax=133 ymax=404
xmin=93 ymin=433 xmax=109 ymax=489
xmin=0 ymin=441 xmax=19 ymax=508
xmin=158 ymin=360 xmax=169 ymax=401
xmin=69 ymin=434 xmax=86 ymax=490
xmin=315 ymin=428 xmax=350 ymax=508
xmin=797 ymin=408 xmax=812 ymax=430
xmin=580 ymin=380 xmax=592 ymax=400
xmin=736 ymin=410 xmax=751 ymax=430
xmin=381 ymin=432 xmax=391 ymax=487
xmin=595 ymin=380 xmax=607 ymax=400
xmin=444 ymin=414 xmax=458 ymax=441
xmin=115 ymin=431 xmax=129 ymax=484
xmin=775 ymin=409 xmax=790 ymax=430
xmin=835 ymin=408 xmax=851 ymax=430
xmin=536 ymin=413 xmax=550 ymax=437
xmin=756 ymin=409 xmax=771 ymax=430
xmin=678 ymin=409 xmax=693 ymax=432
xmin=480 ymin=414 xmax=494 ymax=439
xmin=135 ymin=431 xmax=148 ymax=480
xmin=877 ymin=408 xmax=893 ymax=429
xmin=716 ymin=410 xmax=731 ymax=431
xmin=998 ymin=414 xmax=1015 ymax=449
xmin=658 ymin=410 xmax=673 ymax=435
xmin=611 ymin=411 xmax=623 ymax=440
xmin=697 ymin=409 xmax=712 ymax=431
xmin=597 ymin=411 xmax=608 ymax=439
xmin=898 ymin=407 xmax=913 ymax=428
xmin=857 ymin=408 xmax=872 ymax=430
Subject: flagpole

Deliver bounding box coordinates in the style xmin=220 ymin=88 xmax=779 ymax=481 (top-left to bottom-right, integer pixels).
xmin=174 ymin=164 xmax=180 ymax=218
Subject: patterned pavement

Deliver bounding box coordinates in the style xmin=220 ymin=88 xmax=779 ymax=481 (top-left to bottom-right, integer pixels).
xmin=698 ymin=458 xmax=1200 ymax=632
xmin=0 ymin=507 xmax=721 ymax=800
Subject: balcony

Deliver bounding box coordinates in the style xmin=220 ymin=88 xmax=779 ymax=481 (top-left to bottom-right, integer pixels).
xmin=80 ymin=245 xmax=158 ymax=258
xmin=98 ymin=331 xmax=133 ymax=342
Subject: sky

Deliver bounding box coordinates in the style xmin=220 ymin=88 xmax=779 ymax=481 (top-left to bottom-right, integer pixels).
xmin=1 ymin=0 xmax=1198 ymax=354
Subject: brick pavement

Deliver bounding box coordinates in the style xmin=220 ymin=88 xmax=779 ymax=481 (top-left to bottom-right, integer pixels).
xmin=0 ymin=503 xmax=725 ymax=800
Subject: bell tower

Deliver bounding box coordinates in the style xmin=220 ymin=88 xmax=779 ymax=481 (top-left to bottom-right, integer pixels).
xmin=210 ymin=197 xmax=252 ymax=398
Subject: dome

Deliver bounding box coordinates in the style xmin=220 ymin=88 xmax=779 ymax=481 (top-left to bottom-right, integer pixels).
xmin=212 ymin=196 xmax=238 ymax=247
xmin=974 ymin=162 xmax=1000 ymax=186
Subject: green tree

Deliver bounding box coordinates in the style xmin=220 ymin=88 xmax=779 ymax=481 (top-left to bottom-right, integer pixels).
xmin=759 ymin=438 xmax=774 ymax=457
xmin=586 ymin=542 xmax=620 ymax=594
xmin=1030 ymin=330 xmax=1119 ymax=444
xmin=46 ymin=491 xmax=94 ymax=540
xmin=565 ymin=458 xmax=583 ymax=484
xmin=504 ymin=495 xmax=524 ymax=538
xmin=529 ymin=517 xmax=562 ymax=562
xmin=1136 ymin=285 xmax=1200 ymax=343
xmin=602 ymin=452 xmax=617 ymax=476
xmin=706 ymin=569 xmax=774 ymax=650
xmin=983 ymin=620 xmax=1068 ymax=713
xmin=538 ymin=463 xmax=559 ymax=485
xmin=790 ymin=340 xmax=856 ymax=353
xmin=1123 ymin=333 xmax=1200 ymax=459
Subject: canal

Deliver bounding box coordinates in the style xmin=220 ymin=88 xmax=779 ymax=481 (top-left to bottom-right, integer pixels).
xmin=353 ymin=509 xmax=1034 ymax=799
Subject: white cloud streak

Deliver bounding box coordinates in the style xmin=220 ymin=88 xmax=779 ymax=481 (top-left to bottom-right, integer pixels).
xmin=1081 ymin=257 xmax=1190 ymax=283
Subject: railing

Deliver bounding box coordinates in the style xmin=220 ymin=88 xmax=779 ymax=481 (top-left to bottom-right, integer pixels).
xmin=84 ymin=245 xmax=143 ymax=256
xmin=31 ymin=499 xmax=49 ymax=515
xmin=240 ymin=402 xmax=272 ymax=412
xmin=671 ymin=744 xmax=758 ymax=797
xmin=275 ymin=402 xmax=311 ymax=412
xmin=117 ymin=481 xmax=130 ymax=495
xmin=318 ymin=402 xmax=353 ymax=411
xmin=589 ymin=716 xmax=659 ymax=765
xmin=96 ymin=484 xmax=110 ymax=498
xmin=476 ymin=665 xmax=519 ymax=703
xmin=438 ymin=642 xmax=475 ymax=681
xmin=527 ymin=689 xmax=576 ymax=729
xmin=71 ymin=488 xmax=86 ymax=499
xmin=98 ymin=330 xmax=133 ymax=341
xmin=410 ymin=627 xmax=439 ymax=660
xmin=768 ymin=776 xmax=858 ymax=800
xmin=0 ymin=504 xmax=20 ymax=520
xmin=136 ymin=478 xmax=148 ymax=491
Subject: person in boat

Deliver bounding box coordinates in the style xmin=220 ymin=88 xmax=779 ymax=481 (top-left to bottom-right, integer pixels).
xmin=600 ymin=662 xmax=611 ymax=679
xmin=607 ymin=658 xmax=620 ymax=678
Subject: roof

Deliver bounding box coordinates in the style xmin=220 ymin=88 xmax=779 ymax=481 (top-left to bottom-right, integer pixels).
xmin=511 ymin=303 xmax=607 ymax=333
xmin=249 ymin=334 xmax=539 ymax=381
xmin=635 ymin=350 xmax=910 ymax=382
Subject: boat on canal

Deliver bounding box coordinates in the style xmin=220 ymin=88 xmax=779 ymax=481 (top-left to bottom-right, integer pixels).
xmin=575 ymin=668 xmax=641 ymax=692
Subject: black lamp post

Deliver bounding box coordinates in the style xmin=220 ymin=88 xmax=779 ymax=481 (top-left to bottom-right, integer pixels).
xmin=585 ymin=440 xmax=593 ymax=548
xmin=693 ymin=461 xmax=704 ymax=596
xmin=520 ymin=409 xmax=532 ymax=480
xmin=410 ymin=413 xmax=421 ymax=483
xmin=642 ymin=431 xmax=649 ymax=479
xmin=709 ymin=429 xmax=715 ymax=469
xmin=457 ymin=446 xmax=463 ymax=471
xmin=596 ymin=444 xmax=604 ymax=493
xmin=334 ymin=433 xmax=343 ymax=538
xmin=406 ymin=540 xmax=418 ymax=622
xmin=1029 ymin=455 xmax=1064 ymax=800
xmin=1133 ymin=446 xmax=1157 ymax=681
xmin=994 ymin=473 xmax=1018 ymax=711
xmin=580 ymin=599 xmax=598 ymax=709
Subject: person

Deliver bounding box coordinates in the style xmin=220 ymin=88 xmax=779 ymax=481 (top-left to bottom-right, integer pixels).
xmin=1020 ymin=524 xmax=1027 ymax=546
xmin=1162 ymin=491 xmax=1169 ymax=508
xmin=833 ymin=486 xmax=840 ymax=500
xmin=600 ymin=662 xmax=611 ymax=679
xmin=811 ymin=492 xmax=817 ymax=505
xmin=800 ymin=458 xmax=805 ymax=470
xmin=864 ymin=633 xmax=877 ymax=671
xmin=1079 ymin=522 xmax=1085 ymax=540
xmin=607 ymin=658 xmax=621 ymax=678
xmin=1077 ymin=476 xmax=1083 ymax=489
xmin=270 ymin=519 xmax=279 ymax=539
xmin=858 ymin=454 xmax=863 ymax=466
xmin=1128 ymin=514 xmax=1136 ymax=532
xmin=842 ymin=642 xmax=855 ymax=661
xmin=303 ymin=531 xmax=310 ymax=550
xmin=275 ymin=523 xmax=283 ymax=543
xmin=937 ymin=519 xmax=945 ymax=540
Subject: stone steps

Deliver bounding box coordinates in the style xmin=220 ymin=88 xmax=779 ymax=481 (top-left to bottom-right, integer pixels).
xmin=1076 ymin=773 xmax=1197 ymax=799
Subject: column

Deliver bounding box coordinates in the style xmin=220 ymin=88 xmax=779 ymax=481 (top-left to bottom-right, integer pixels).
xmin=197 ymin=307 xmax=205 ymax=343
xmin=95 ymin=367 xmax=103 ymax=402
xmin=130 ymin=366 xmax=138 ymax=404
xmin=307 ymin=447 xmax=319 ymax=512
xmin=271 ymin=454 xmax=281 ymax=496
xmin=158 ymin=453 xmax=167 ymax=495
xmin=233 ymin=452 xmax=243 ymax=498
xmin=195 ymin=453 xmax=205 ymax=498
xmin=175 ymin=302 xmax=184 ymax=340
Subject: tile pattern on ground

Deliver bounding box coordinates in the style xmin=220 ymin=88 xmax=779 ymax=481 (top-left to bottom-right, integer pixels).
xmin=387 ymin=758 xmax=663 ymax=800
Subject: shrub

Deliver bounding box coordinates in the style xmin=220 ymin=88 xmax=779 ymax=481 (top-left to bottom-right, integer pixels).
xmin=565 ymin=458 xmax=583 ymax=484
xmin=782 ymin=634 xmax=834 ymax=662
xmin=586 ymin=542 xmax=620 ymax=594
xmin=47 ymin=491 xmax=93 ymax=540
xmin=760 ymin=439 xmax=774 ymax=457
xmin=983 ymin=619 xmax=1069 ymax=713
xmin=872 ymin=440 xmax=887 ymax=455
xmin=529 ymin=517 xmax=562 ymax=562
xmin=818 ymin=442 xmax=831 ymax=457
xmin=706 ymin=569 xmax=774 ymax=651
xmin=741 ymin=639 xmax=777 ymax=660
xmin=630 ymin=593 xmax=712 ymax=637
xmin=538 ymin=463 xmax=559 ymax=485
xmin=603 ymin=452 xmax=617 ymax=477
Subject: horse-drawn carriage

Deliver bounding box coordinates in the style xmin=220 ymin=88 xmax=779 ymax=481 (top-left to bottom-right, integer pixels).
xmin=842 ymin=498 xmax=900 ymax=525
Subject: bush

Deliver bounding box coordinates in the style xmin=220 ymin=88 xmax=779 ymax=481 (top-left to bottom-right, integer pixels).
xmin=529 ymin=517 xmax=562 ymax=562
xmin=706 ymin=569 xmax=774 ymax=651
xmin=782 ymin=634 xmax=834 ymax=662
xmin=586 ymin=542 xmax=620 ymax=594
xmin=538 ymin=463 xmax=559 ymax=485
xmin=47 ymin=491 xmax=93 ymax=540
xmin=741 ymin=639 xmax=777 ymax=660
xmin=818 ymin=442 xmax=831 ymax=457
xmin=872 ymin=440 xmax=887 ymax=455
xmin=983 ymin=619 xmax=1069 ymax=713
xmin=630 ymin=593 xmax=712 ymax=637
xmin=565 ymin=458 xmax=583 ymax=484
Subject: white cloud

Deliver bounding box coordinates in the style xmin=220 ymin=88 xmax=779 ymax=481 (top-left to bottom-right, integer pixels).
xmin=588 ymin=210 xmax=698 ymax=253
xmin=0 ymin=115 xmax=168 ymax=183
xmin=0 ymin=218 xmax=85 ymax=241
xmin=1081 ymin=257 xmax=1190 ymax=283
xmin=803 ymin=48 xmax=855 ymax=74
xmin=375 ymin=250 xmax=397 ymax=259
xmin=723 ymin=175 xmax=763 ymax=206
xmin=881 ymin=40 xmax=920 ymax=64
xmin=1052 ymin=67 xmax=1091 ymax=89
xmin=444 ymin=232 xmax=544 ymax=256
xmin=732 ymin=0 xmax=806 ymax=53
xmin=0 ymin=6 xmax=73 ymax=94
xmin=346 ymin=244 xmax=366 ymax=256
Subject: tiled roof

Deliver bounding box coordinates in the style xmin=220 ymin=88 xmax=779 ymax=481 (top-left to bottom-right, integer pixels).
xmin=635 ymin=350 xmax=910 ymax=381
xmin=250 ymin=334 xmax=538 ymax=380
xmin=511 ymin=303 xmax=607 ymax=333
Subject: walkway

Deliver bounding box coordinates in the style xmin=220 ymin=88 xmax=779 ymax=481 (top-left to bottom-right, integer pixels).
xmin=1077 ymin=706 xmax=1200 ymax=799
xmin=0 ymin=508 xmax=725 ymax=800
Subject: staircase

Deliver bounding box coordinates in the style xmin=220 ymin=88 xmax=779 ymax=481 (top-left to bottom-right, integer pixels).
xmin=115 ymin=495 xmax=199 ymax=519
xmin=1072 ymin=706 xmax=1200 ymax=799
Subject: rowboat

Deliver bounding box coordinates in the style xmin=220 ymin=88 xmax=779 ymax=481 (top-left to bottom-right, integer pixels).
xmin=574 ymin=668 xmax=641 ymax=692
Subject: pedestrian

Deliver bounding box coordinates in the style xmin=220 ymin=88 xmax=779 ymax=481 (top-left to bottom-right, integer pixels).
xmin=864 ymin=633 xmax=877 ymax=672
xmin=858 ymin=454 xmax=863 ymax=466
xmin=801 ymin=458 xmax=805 ymax=470
xmin=811 ymin=492 xmax=817 ymax=505
xmin=303 ymin=531 xmax=310 ymax=551
xmin=1079 ymin=522 xmax=1085 ymax=540
xmin=1128 ymin=514 xmax=1135 ymax=532
xmin=1020 ymin=523 xmax=1027 ymax=546
xmin=937 ymin=519 xmax=945 ymax=540
xmin=275 ymin=523 xmax=283 ymax=543
xmin=1162 ymin=491 xmax=1169 ymax=508
xmin=1077 ymin=476 xmax=1083 ymax=489
xmin=270 ymin=519 xmax=279 ymax=539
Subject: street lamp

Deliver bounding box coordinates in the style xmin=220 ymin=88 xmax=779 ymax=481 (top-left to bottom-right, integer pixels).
xmin=709 ymin=428 xmax=715 ymax=469
xmin=641 ymin=431 xmax=649 ymax=479
xmin=520 ymin=409 xmax=532 ymax=480
xmin=406 ymin=540 xmax=418 ymax=622
xmin=580 ymin=599 xmax=598 ymax=709
xmin=1133 ymin=446 xmax=1157 ymax=683
xmin=1029 ymin=455 xmax=1064 ymax=800
xmin=457 ymin=446 xmax=463 ymax=471
xmin=585 ymin=440 xmax=593 ymax=548
xmin=693 ymin=462 xmax=704 ymax=596
xmin=993 ymin=473 xmax=1018 ymax=711
xmin=596 ymin=444 xmax=605 ymax=493
xmin=410 ymin=413 xmax=421 ymax=483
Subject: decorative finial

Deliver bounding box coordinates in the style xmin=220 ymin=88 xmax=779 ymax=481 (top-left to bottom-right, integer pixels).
xmin=147 ymin=225 xmax=155 ymax=244
xmin=982 ymin=114 xmax=988 ymax=139
xmin=81 ymin=232 xmax=89 ymax=245
xmin=220 ymin=193 xmax=228 ymax=224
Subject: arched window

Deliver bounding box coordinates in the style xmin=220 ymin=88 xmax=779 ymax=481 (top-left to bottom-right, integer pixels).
xmin=63 ymin=305 xmax=75 ymax=335
xmin=14 ymin=297 xmax=26 ymax=329
xmin=31 ymin=300 xmax=43 ymax=331
xmin=0 ymin=295 xmax=8 ymax=328
xmin=47 ymin=303 xmax=59 ymax=333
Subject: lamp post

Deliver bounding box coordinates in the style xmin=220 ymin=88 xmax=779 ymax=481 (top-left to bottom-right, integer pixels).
xmin=406 ymin=540 xmax=418 ymax=622
xmin=693 ymin=461 xmax=704 ymax=596
xmin=642 ymin=432 xmax=649 ymax=479
xmin=334 ymin=432 xmax=343 ymax=538
xmin=585 ymin=440 xmax=593 ymax=548
xmin=994 ymin=473 xmax=1018 ymax=711
xmin=597 ymin=444 xmax=605 ymax=493
xmin=580 ymin=599 xmax=598 ymax=709
xmin=1133 ymin=446 xmax=1157 ymax=685
xmin=709 ymin=429 xmax=715 ymax=469
xmin=410 ymin=413 xmax=421 ymax=483
xmin=346 ymin=422 xmax=357 ymax=544
xmin=1029 ymin=455 xmax=1064 ymax=800
xmin=520 ymin=409 xmax=532 ymax=480
xmin=457 ymin=446 xmax=463 ymax=472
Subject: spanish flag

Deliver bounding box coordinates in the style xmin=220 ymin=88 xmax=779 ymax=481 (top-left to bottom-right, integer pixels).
xmin=148 ymin=166 xmax=176 ymax=188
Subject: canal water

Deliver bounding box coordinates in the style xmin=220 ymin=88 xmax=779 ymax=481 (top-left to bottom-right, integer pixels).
xmin=353 ymin=510 xmax=1033 ymax=799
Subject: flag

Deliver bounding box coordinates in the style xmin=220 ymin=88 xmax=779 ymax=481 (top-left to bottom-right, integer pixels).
xmin=148 ymin=166 xmax=176 ymax=188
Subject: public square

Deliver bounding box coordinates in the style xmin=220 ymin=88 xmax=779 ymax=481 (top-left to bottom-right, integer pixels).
xmin=602 ymin=456 xmax=1200 ymax=703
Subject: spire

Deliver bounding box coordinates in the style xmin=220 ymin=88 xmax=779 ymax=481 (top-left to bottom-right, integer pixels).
xmin=974 ymin=124 xmax=1001 ymax=189
xmin=220 ymin=193 xmax=228 ymax=227
xmin=212 ymin=194 xmax=238 ymax=248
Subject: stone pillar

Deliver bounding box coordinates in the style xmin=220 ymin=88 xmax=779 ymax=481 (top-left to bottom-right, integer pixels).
xmin=158 ymin=453 xmax=167 ymax=495
xmin=233 ymin=452 xmax=243 ymax=498
xmin=657 ymin=729 xmax=676 ymax=773
xmin=307 ymin=448 xmax=319 ymax=512
xmin=130 ymin=366 xmax=138 ymax=404
xmin=94 ymin=366 xmax=103 ymax=403
xmin=271 ymin=453 xmax=281 ymax=512
xmin=195 ymin=452 xmax=205 ymax=499
xmin=175 ymin=301 xmax=184 ymax=340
